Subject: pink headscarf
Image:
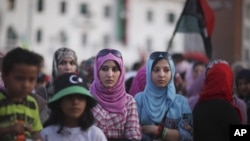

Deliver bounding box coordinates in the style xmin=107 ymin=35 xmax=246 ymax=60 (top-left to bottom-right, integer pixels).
xmin=129 ymin=66 xmax=146 ymax=96
xmin=186 ymin=70 xmax=206 ymax=97
xmin=90 ymin=52 xmax=127 ymax=113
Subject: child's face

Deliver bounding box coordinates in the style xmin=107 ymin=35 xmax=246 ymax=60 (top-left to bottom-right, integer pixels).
xmin=2 ymin=64 xmax=38 ymax=100
xmin=60 ymin=94 xmax=87 ymax=122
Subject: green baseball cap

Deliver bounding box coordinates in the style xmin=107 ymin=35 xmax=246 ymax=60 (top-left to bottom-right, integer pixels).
xmin=49 ymin=73 xmax=97 ymax=108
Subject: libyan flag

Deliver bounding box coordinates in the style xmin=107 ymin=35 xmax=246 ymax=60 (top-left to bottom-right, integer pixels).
xmin=167 ymin=0 xmax=215 ymax=59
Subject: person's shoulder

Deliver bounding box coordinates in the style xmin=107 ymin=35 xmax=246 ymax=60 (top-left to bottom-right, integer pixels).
xmin=34 ymin=86 xmax=47 ymax=97
xmin=174 ymin=94 xmax=189 ymax=103
xmin=31 ymin=94 xmax=46 ymax=105
xmin=196 ymin=99 xmax=235 ymax=111
xmin=0 ymin=90 xmax=6 ymax=99
xmin=87 ymin=125 xmax=107 ymax=139
xmin=26 ymin=94 xmax=38 ymax=102
xmin=126 ymin=93 xmax=134 ymax=100
xmin=125 ymin=94 xmax=137 ymax=105
xmin=233 ymin=95 xmax=247 ymax=105
xmin=24 ymin=95 xmax=41 ymax=111
xmin=42 ymin=125 xmax=57 ymax=131
xmin=88 ymin=125 xmax=103 ymax=132
xmin=134 ymin=92 xmax=143 ymax=100
xmin=41 ymin=125 xmax=58 ymax=136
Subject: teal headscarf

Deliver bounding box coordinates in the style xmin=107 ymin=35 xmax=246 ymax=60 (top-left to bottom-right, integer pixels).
xmin=139 ymin=53 xmax=176 ymax=123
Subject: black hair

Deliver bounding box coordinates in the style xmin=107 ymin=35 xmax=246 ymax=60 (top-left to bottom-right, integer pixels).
xmin=235 ymin=69 xmax=250 ymax=87
xmin=43 ymin=97 xmax=94 ymax=132
xmin=152 ymin=57 xmax=166 ymax=70
xmin=192 ymin=61 xmax=205 ymax=70
xmin=35 ymin=52 xmax=44 ymax=63
xmin=37 ymin=73 xmax=46 ymax=83
xmin=2 ymin=47 xmax=41 ymax=75
xmin=132 ymin=62 xmax=142 ymax=71
xmin=171 ymin=53 xmax=184 ymax=61
xmin=125 ymin=77 xmax=134 ymax=93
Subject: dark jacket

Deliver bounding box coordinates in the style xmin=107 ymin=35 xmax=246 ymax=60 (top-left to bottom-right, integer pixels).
xmin=193 ymin=99 xmax=241 ymax=141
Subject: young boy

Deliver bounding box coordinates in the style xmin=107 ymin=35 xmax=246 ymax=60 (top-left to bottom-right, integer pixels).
xmin=0 ymin=47 xmax=43 ymax=141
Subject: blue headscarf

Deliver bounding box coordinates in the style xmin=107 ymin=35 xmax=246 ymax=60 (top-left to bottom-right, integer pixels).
xmin=137 ymin=54 xmax=176 ymax=123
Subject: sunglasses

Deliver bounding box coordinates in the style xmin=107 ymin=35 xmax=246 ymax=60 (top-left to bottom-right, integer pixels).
xmin=150 ymin=51 xmax=171 ymax=60
xmin=97 ymin=49 xmax=123 ymax=59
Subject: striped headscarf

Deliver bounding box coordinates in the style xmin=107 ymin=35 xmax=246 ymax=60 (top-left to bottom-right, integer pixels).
xmin=52 ymin=47 xmax=78 ymax=82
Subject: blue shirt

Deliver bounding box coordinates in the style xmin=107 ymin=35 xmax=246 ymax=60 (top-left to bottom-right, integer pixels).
xmin=135 ymin=93 xmax=193 ymax=141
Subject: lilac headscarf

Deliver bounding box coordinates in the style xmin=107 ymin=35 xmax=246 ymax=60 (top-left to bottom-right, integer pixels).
xmin=186 ymin=70 xmax=206 ymax=98
xmin=129 ymin=66 xmax=146 ymax=97
xmin=90 ymin=51 xmax=127 ymax=113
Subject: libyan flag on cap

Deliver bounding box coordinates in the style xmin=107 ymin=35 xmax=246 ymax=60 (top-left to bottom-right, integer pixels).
xmin=167 ymin=0 xmax=215 ymax=59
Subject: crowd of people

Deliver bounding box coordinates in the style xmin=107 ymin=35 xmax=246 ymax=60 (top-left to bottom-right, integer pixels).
xmin=0 ymin=46 xmax=249 ymax=141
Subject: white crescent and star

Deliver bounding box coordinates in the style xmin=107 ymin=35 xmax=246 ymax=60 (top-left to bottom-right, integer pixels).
xmin=69 ymin=75 xmax=83 ymax=84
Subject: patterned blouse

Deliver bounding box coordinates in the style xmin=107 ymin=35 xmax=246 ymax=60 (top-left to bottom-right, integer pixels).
xmin=91 ymin=94 xmax=142 ymax=140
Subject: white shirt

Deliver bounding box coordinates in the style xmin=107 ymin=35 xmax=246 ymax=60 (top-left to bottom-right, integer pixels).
xmin=41 ymin=125 xmax=107 ymax=141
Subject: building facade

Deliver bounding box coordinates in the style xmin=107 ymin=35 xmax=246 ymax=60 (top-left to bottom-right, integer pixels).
xmin=209 ymin=0 xmax=250 ymax=65
xmin=0 ymin=0 xmax=248 ymax=73
xmin=0 ymin=0 xmax=185 ymax=72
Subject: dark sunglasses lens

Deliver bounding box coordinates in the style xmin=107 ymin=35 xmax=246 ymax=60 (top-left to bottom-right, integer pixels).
xmin=97 ymin=49 xmax=110 ymax=57
xmin=150 ymin=52 xmax=159 ymax=59
xmin=97 ymin=49 xmax=122 ymax=59
xmin=111 ymin=50 xmax=122 ymax=58
xmin=150 ymin=52 xmax=170 ymax=59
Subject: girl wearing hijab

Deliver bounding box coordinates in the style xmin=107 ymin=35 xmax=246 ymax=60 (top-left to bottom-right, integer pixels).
xmin=36 ymin=47 xmax=78 ymax=101
xmin=90 ymin=49 xmax=141 ymax=141
xmin=135 ymin=51 xmax=193 ymax=141
xmin=193 ymin=60 xmax=242 ymax=141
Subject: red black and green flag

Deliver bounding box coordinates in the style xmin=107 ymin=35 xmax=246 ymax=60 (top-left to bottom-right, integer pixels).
xmin=167 ymin=0 xmax=215 ymax=59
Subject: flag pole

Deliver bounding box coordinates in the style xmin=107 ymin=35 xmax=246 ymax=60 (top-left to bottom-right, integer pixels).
xmin=167 ymin=0 xmax=189 ymax=52
xmin=167 ymin=0 xmax=215 ymax=60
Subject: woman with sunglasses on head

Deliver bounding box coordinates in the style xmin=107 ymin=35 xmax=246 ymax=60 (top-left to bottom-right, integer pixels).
xmin=90 ymin=49 xmax=142 ymax=141
xmin=135 ymin=51 xmax=193 ymax=141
